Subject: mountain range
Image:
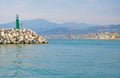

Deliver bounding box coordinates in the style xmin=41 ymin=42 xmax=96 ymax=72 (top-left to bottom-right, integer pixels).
xmin=0 ymin=18 xmax=120 ymax=35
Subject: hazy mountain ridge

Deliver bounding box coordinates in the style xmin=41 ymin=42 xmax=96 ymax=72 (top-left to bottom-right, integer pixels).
xmin=42 ymin=25 xmax=120 ymax=35
xmin=0 ymin=18 xmax=120 ymax=35
xmin=0 ymin=19 xmax=60 ymax=32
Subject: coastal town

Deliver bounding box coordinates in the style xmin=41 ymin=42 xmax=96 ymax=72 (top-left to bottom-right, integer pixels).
xmin=45 ymin=32 xmax=120 ymax=40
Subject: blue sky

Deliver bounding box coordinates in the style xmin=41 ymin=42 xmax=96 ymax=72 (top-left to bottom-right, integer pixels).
xmin=0 ymin=0 xmax=120 ymax=24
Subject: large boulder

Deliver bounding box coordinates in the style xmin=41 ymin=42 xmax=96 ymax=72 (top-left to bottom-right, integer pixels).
xmin=0 ymin=28 xmax=48 ymax=44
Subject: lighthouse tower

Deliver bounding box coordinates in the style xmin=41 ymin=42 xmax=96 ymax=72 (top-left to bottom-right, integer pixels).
xmin=16 ymin=14 xmax=20 ymax=29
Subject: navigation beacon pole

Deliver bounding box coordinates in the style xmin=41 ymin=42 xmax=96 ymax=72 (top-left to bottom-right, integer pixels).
xmin=16 ymin=14 xmax=20 ymax=29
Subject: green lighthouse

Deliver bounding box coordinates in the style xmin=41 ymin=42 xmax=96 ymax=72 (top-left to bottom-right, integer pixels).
xmin=16 ymin=14 xmax=20 ymax=29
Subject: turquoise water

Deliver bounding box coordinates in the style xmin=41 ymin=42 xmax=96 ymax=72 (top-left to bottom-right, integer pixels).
xmin=0 ymin=39 xmax=120 ymax=78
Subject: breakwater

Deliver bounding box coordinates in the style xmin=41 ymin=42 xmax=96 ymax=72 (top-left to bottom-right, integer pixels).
xmin=0 ymin=28 xmax=48 ymax=44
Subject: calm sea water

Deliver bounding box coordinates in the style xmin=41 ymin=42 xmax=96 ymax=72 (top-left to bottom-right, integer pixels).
xmin=0 ymin=39 xmax=120 ymax=78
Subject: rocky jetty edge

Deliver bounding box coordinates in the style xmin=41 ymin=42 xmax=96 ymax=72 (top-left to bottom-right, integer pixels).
xmin=0 ymin=28 xmax=48 ymax=44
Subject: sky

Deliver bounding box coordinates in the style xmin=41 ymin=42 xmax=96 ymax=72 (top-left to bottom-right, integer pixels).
xmin=0 ymin=0 xmax=120 ymax=24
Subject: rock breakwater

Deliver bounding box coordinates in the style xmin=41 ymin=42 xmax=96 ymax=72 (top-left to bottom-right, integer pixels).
xmin=0 ymin=28 xmax=48 ymax=44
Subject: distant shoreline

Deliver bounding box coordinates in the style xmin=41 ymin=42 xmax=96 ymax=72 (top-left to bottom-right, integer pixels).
xmin=45 ymin=32 xmax=120 ymax=40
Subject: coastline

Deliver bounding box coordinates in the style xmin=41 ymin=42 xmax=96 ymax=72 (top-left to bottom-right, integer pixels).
xmin=44 ymin=32 xmax=120 ymax=40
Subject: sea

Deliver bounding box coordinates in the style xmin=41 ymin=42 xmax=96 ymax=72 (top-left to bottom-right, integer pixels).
xmin=0 ymin=39 xmax=120 ymax=78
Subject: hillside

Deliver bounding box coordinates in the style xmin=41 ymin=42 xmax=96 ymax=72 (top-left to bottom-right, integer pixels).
xmin=42 ymin=24 xmax=120 ymax=35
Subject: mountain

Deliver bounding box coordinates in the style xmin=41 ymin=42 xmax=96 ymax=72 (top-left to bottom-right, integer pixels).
xmin=0 ymin=18 xmax=120 ymax=35
xmin=0 ymin=18 xmax=94 ymax=33
xmin=0 ymin=19 xmax=60 ymax=32
xmin=42 ymin=24 xmax=120 ymax=35
xmin=61 ymin=22 xmax=94 ymax=29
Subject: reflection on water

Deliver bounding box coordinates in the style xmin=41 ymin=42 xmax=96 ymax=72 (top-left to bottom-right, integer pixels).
xmin=0 ymin=44 xmax=43 ymax=78
xmin=11 ymin=45 xmax=23 ymax=78
xmin=0 ymin=45 xmax=25 ymax=78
